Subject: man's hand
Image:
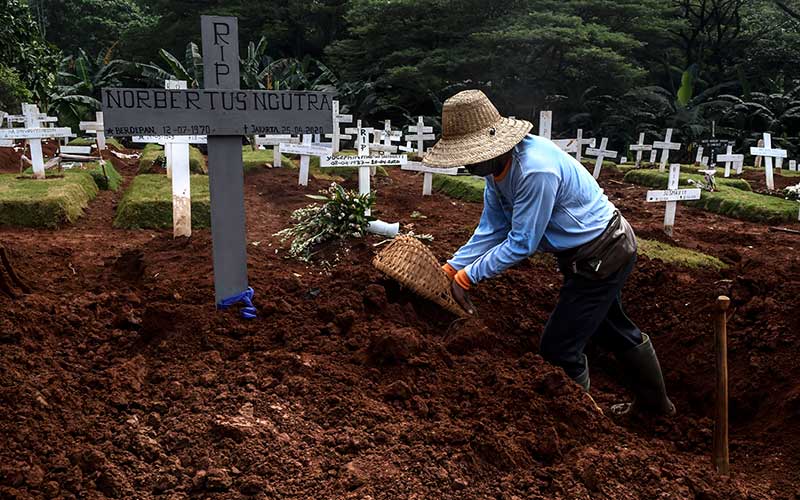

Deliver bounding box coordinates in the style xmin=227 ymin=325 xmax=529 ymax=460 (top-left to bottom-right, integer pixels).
xmin=451 ymin=280 xmax=475 ymax=315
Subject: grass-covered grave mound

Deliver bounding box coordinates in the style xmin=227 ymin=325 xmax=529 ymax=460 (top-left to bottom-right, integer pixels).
xmin=0 ymin=172 xmax=98 ymax=228
xmin=113 ymin=174 xmax=210 ymax=229
xmin=624 ymin=168 xmax=799 ymax=223
xmin=67 ymin=137 xmax=125 ymax=150
xmin=138 ymin=143 xmax=207 ymax=175
xmin=24 ymin=161 xmax=122 ymax=191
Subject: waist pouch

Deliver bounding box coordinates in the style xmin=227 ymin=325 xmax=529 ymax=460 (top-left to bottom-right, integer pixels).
xmin=555 ymin=210 xmax=637 ymax=280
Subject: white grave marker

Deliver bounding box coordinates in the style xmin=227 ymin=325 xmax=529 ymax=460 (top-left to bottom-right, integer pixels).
xmin=79 ymin=111 xmax=106 ymax=151
xmin=406 ymin=116 xmax=435 ymax=155
xmin=790 ymin=160 xmax=797 ymax=172
xmin=646 ymin=163 xmax=701 ymax=237
xmin=279 ymin=135 xmax=332 ymax=186
xmin=401 ymin=162 xmax=459 ymax=196
xmin=538 ymin=111 xmax=552 ymax=139
xmin=717 ymin=145 xmax=744 ymax=178
xmin=652 ymin=129 xmax=681 ymax=172
xmin=0 ymin=104 xmax=72 ymax=179
xmin=585 ymin=137 xmax=618 ymax=179
xmin=323 ymin=100 xmax=352 ymax=153
xmin=750 ymin=133 xmax=786 ymax=191
xmin=255 ymin=134 xmax=299 ymax=168
xmin=629 ymin=133 xmax=652 ymax=168
xmin=574 ymin=129 xmax=594 ymax=163
xmin=694 ymin=146 xmax=704 ymax=165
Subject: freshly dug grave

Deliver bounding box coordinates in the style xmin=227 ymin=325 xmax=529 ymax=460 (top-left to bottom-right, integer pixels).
xmin=0 ymin=164 xmax=798 ymax=499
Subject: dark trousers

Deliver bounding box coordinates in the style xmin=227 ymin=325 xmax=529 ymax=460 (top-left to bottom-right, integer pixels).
xmin=540 ymin=253 xmax=643 ymax=380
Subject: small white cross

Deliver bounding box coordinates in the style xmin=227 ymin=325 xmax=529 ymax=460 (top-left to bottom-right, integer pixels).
xmin=652 ymin=129 xmax=682 ymax=172
xmin=646 ymin=164 xmax=701 ymax=237
xmin=405 ymin=116 xmax=435 ymax=155
xmin=255 ymin=134 xmax=299 ymax=167
xmin=401 ymin=162 xmax=459 ymax=196
xmin=750 ymin=132 xmax=786 ymax=191
xmin=628 ymin=133 xmax=652 ymax=168
xmin=585 ymin=138 xmax=618 ymax=179
xmin=323 ymin=100 xmax=353 ymax=153
xmin=716 ymin=145 xmax=744 ymax=178
xmin=279 ymin=135 xmax=332 ymax=186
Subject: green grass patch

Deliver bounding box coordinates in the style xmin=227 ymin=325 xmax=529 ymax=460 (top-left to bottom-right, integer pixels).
xmin=114 ymin=174 xmax=210 ymax=229
xmin=637 ymin=238 xmax=725 ymax=270
xmin=138 ymin=143 xmax=207 ymax=175
xmin=0 ymin=172 xmax=98 ymax=228
xmin=67 ymin=137 xmax=125 ymax=150
xmin=25 ymin=161 xmax=122 ymax=191
xmin=432 ymin=174 xmax=485 ymax=202
xmin=624 ymin=169 xmax=799 ymax=222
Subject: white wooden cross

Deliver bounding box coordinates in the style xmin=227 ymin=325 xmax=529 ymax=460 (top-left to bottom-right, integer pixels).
xmin=321 ymin=123 xmax=407 ymax=216
xmin=79 ymin=111 xmax=106 ymax=151
xmin=653 ymin=129 xmax=681 ymax=172
xmin=629 ymin=133 xmax=652 ymax=168
xmin=790 ymin=160 xmax=797 ymax=172
xmin=323 ymin=100 xmax=352 ymax=153
xmin=405 ymin=116 xmax=435 ymax=155
xmin=717 ymin=145 xmax=744 ymax=178
xmin=538 ymin=111 xmax=552 ymax=139
xmin=553 ymin=134 xmax=595 ymax=156
xmin=585 ymin=138 xmax=618 ymax=179
xmin=646 ymin=164 xmax=701 ymax=237
xmin=0 ymin=104 xmax=72 ymax=179
xmin=370 ymin=120 xmax=402 ymax=154
xmin=694 ymin=146 xmax=704 ymax=165
xmin=750 ymin=133 xmax=786 ymax=191
xmin=255 ymin=134 xmax=298 ymax=167
xmin=574 ymin=129 xmax=594 ymax=163
xmin=401 ymin=162 xmax=459 ymax=196
xmin=279 ymin=135 xmax=332 ymax=186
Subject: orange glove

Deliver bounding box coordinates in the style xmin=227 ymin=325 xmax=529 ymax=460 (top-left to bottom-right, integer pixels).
xmin=454 ymin=269 xmax=471 ymax=290
xmin=442 ymin=263 xmax=458 ymax=279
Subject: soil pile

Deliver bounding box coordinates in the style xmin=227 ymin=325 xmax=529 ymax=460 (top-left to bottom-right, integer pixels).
xmin=0 ymin=165 xmax=798 ymax=499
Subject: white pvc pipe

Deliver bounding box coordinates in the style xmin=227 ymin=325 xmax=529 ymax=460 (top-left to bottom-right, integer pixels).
xmin=368 ymin=220 xmax=399 ymax=237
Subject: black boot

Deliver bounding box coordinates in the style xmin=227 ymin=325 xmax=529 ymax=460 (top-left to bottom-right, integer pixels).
xmin=611 ymin=334 xmax=676 ymax=416
xmin=573 ymin=354 xmax=590 ymax=392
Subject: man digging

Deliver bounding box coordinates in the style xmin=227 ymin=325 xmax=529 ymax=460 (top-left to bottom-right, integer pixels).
xmin=425 ymin=90 xmax=675 ymax=416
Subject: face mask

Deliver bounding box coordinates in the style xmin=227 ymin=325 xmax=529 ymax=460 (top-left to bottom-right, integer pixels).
xmin=466 ymin=156 xmax=504 ymax=177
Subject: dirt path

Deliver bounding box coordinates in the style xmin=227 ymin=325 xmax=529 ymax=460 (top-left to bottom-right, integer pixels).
xmin=0 ymin=163 xmax=798 ymax=499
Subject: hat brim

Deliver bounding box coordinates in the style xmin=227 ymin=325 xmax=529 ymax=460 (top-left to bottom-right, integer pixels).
xmin=422 ymin=117 xmax=532 ymax=168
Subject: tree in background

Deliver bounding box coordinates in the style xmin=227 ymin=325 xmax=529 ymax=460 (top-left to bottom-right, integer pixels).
xmin=0 ymin=0 xmax=60 ymax=110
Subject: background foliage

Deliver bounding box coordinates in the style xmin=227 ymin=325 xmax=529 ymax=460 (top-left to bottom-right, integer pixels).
xmin=3 ymin=0 xmax=800 ymax=157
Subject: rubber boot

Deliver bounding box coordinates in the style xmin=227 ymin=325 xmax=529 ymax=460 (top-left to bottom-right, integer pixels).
xmin=573 ymin=354 xmax=590 ymax=392
xmin=612 ymin=334 xmax=676 ymax=416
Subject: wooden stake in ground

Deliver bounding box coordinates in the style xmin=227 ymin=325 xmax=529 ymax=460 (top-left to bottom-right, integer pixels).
xmin=754 ymin=138 xmax=764 ymax=168
xmin=538 ymin=111 xmax=552 ymax=139
xmin=645 ymin=164 xmax=701 ymax=236
xmin=694 ymin=146 xmax=704 ymax=165
xmin=653 ymin=129 xmax=682 ymax=172
xmin=101 ymin=15 xmax=332 ymax=311
xmin=717 ymin=145 xmax=744 ymax=178
xmin=401 ymin=162 xmax=458 ymax=196
xmin=585 ymin=138 xmax=618 ymax=179
xmin=790 ymin=160 xmax=797 ymax=172
xmin=712 ymin=295 xmax=731 ymax=475
xmin=750 ymin=133 xmax=786 ymax=191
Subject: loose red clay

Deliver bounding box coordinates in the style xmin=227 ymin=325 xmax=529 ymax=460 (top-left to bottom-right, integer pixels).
xmin=0 ymin=148 xmax=798 ymax=499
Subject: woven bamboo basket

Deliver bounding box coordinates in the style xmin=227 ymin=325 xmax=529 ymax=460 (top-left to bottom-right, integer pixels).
xmin=372 ymin=235 xmax=467 ymax=317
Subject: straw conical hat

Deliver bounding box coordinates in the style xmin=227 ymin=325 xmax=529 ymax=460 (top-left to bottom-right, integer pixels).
xmin=423 ymin=90 xmax=532 ymax=168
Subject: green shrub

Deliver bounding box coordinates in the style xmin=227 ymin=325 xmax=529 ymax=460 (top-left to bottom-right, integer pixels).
xmin=138 ymin=143 xmax=207 ymax=174
xmin=114 ymin=174 xmax=210 ymax=229
xmin=0 ymin=64 xmax=32 ymax=112
xmin=0 ymin=172 xmax=98 ymax=227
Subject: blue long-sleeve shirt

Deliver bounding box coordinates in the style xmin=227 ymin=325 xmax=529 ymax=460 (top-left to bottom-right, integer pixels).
xmin=448 ymin=134 xmax=615 ymax=284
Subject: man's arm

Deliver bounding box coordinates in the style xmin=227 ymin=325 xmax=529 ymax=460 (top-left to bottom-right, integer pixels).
xmin=446 ymin=183 xmax=511 ymax=272
xmin=462 ymin=172 xmax=558 ymax=284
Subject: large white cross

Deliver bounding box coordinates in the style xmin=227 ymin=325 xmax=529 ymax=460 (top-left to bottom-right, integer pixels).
xmin=585 ymin=138 xmax=618 ymax=179
xmin=629 ymin=133 xmax=652 ymax=168
xmin=646 ymin=164 xmax=701 ymax=237
xmin=279 ymin=135 xmax=332 ymax=186
xmin=652 ymin=129 xmax=682 ymax=172
xmin=538 ymin=111 xmax=552 ymax=139
xmin=716 ymin=145 xmax=744 ymax=178
xmin=405 ymin=116 xmax=435 ymax=155
xmin=323 ymin=100 xmax=352 ymax=153
xmin=0 ymin=104 xmax=72 ymax=179
xmin=750 ymin=133 xmax=786 ymax=191
xmin=401 ymin=162 xmax=459 ymax=196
